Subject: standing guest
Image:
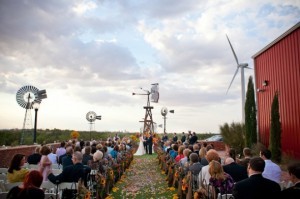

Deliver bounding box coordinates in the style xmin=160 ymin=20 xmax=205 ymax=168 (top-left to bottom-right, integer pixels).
xmin=281 ymin=161 xmax=300 ymax=198
xmin=7 ymin=154 xmax=29 ymax=183
xmin=147 ymin=133 xmax=153 ymax=155
xmin=223 ymin=157 xmax=248 ymax=182
xmin=172 ymin=133 xmax=178 ymax=143
xmin=189 ymin=132 xmax=198 ymax=145
xmin=56 ymin=141 xmax=66 ymax=163
xmin=7 ymin=170 xmax=44 ymax=199
xmin=232 ymin=157 xmax=281 ymax=199
xmin=47 ymin=146 xmax=57 ymax=164
xmin=162 ymin=132 xmax=168 ymax=143
xmin=181 ymin=132 xmax=186 ymax=143
xmin=27 ymin=146 xmax=42 ymax=164
xmin=260 ymin=149 xmax=281 ymax=183
xmin=237 ymin=147 xmax=252 ymax=167
xmin=39 ymin=145 xmax=52 ymax=181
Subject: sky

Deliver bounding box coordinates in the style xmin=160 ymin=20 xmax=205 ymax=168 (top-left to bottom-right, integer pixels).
xmin=0 ymin=0 xmax=299 ymax=134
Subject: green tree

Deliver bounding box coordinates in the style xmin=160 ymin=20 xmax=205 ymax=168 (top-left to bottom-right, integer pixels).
xmin=270 ymin=91 xmax=282 ymax=162
xmin=245 ymin=76 xmax=257 ymax=147
xmin=220 ymin=122 xmax=245 ymax=154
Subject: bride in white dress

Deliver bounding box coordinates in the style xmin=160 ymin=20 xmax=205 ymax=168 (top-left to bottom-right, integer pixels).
xmin=134 ymin=134 xmax=146 ymax=156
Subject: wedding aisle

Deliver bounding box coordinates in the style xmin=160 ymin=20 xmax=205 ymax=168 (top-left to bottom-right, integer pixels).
xmin=107 ymin=154 xmax=177 ymax=199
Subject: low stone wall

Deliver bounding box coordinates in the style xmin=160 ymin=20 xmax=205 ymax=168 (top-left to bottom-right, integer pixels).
xmin=204 ymin=141 xmax=226 ymax=151
xmin=0 ymin=143 xmax=60 ymax=168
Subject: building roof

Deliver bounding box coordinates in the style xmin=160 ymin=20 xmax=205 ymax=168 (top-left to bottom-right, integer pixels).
xmin=252 ymin=21 xmax=300 ymax=59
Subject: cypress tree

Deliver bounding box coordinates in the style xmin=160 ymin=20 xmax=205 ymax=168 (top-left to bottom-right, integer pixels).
xmin=270 ymin=91 xmax=281 ymax=162
xmin=245 ymin=76 xmax=257 ymax=147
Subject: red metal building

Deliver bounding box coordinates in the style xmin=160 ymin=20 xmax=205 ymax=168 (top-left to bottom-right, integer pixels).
xmin=252 ymin=22 xmax=300 ymax=159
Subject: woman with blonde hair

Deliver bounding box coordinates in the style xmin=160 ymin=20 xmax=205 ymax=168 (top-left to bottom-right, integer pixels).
xmin=209 ymin=160 xmax=234 ymax=197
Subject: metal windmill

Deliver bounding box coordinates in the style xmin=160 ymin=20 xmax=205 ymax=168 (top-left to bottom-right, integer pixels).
xmin=16 ymin=85 xmax=47 ymax=144
xmin=86 ymin=111 xmax=101 ymax=140
xmin=226 ymin=35 xmax=251 ymax=123
xmin=161 ymin=107 xmax=174 ymax=133
xmin=133 ymin=83 xmax=159 ymax=134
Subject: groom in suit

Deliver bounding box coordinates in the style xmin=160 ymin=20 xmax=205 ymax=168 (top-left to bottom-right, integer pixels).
xmin=147 ymin=133 xmax=153 ymax=155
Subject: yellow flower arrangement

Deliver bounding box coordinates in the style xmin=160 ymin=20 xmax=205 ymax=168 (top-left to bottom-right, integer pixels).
xmin=71 ymin=131 xmax=79 ymax=139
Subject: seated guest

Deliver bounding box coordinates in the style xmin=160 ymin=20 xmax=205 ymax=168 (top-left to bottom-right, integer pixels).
xmin=48 ymin=151 xmax=91 ymax=185
xmin=62 ymin=146 xmax=74 ymax=169
xmin=56 ymin=141 xmax=66 ymax=164
xmin=27 ymin=146 xmax=42 ymax=164
xmin=199 ymin=146 xmax=208 ymax=166
xmin=188 ymin=153 xmax=203 ymax=175
xmin=198 ymin=149 xmax=220 ymax=184
xmin=88 ymin=151 xmax=104 ymax=173
xmin=7 ymin=170 xmax=44 ymax=199
xmin=233 ymin=157 xmax=281 ymax=199
xmin=169 ymin=144 xmax=178 ymax=159
xmin=82 ymin=146 xmax=93 ymax=165
xmin=175 ymin=146 xmax=185 ymax=163
xmin=47 ymin=146 xmax=57 ymax=164
xmin=237 ymin=147 xmax=252 ymax=168
xmin=209 ymin=160 xmax=234 ymax=196
xmin=223 ymin=157 xmax=248 ymax=182
xmin=281 ymin=161 xmax=300 ymax=198
xmin=260 ymin=149 xmax=281 ymax=183
xmin=179 ymin=148 xmax=192 ymax=167
xmin=7 ymin=154 xmax=29 ymax=183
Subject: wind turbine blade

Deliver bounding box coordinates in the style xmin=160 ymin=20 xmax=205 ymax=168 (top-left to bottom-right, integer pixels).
xmin=226 ymin=34 xmax=239 ymax=65
xmin=226 ymin=67 xmax=239 ymax=94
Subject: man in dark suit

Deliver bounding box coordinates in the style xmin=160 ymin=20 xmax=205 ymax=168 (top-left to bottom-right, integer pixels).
xmin=147 ymin=133 xmax=153 ymax=155
xmin=232 ymin=157 xmax=281 ymax=199
xmin=61 ymin=146 xmax=73 ymax=169
xmin=223 ymin=157 xmax=248 ymax=182
xmin=48 ymin=151 xmax=91 ymax=185
xmin=281 ymin=161 xmax=300 ymax=198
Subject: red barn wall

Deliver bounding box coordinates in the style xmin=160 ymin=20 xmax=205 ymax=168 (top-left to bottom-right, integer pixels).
xmin=254 ymin=26 xmax=300 ymax=159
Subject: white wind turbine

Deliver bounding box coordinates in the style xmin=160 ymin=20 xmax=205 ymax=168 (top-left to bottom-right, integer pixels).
xmin=226 ymin=34 xmax=250 ymax=124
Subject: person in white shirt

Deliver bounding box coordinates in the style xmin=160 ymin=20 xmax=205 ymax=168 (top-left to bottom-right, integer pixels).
xmin=260 ymin=149 xmax=281 ymax=183
xmin=47 ymin=146 xmax=57 ymax=164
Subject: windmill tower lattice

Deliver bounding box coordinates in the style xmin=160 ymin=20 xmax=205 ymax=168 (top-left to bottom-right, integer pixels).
xmin=133 ymin=84 xmax=159 ymax=134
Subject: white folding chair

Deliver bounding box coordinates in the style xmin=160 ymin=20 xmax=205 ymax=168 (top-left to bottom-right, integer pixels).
xmin=217 ymin=193 xmax=234 ymax=199
xmin=41 ymin=181 xmax=57 ymax=193
xmin=51 ymin=169 xmax=62 ymax=175
xmin=51 ymin=164 xmax=60 ymax=169
xmin=4 ymin=182 xmax=22 ymax=192
xmin=0 ymin=192 xmax=8 ymax=199
xmin=0 ymin=168 xmax=8 ymax=174
xmin=0 ymin=174 xmax=7 ymax=183
xmin=44 ymin=192 xmax=56 ymax=199
xmin=28 ymin=164 xmax=39 ymax=169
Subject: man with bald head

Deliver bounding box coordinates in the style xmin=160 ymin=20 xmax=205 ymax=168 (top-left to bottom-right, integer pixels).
xmin=48 ymin=151 xmax=91 ymax=185
xmin=223 ymin=157 xmax=248 ymax=182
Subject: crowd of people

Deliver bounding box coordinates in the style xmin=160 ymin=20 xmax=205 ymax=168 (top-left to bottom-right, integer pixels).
xmin=157 ymin=132 xmax=300 ymax=199
xmin=3 ymin=132 xmax=300 ymax=199
xmin=5 ymin=134 xmax=134 ymax=199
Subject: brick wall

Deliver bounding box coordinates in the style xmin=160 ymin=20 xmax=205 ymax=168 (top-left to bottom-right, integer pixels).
xmin=0 ymin=143 xmax=60 ymax=168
